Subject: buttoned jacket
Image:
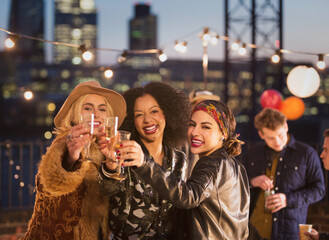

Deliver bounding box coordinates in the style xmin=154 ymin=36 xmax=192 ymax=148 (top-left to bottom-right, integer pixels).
xmin=243 ymin=135 xmax=325 ymax=240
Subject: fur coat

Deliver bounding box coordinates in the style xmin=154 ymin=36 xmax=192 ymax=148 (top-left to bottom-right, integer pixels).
xmin=22 ymin=136 xmax=110 ymax=240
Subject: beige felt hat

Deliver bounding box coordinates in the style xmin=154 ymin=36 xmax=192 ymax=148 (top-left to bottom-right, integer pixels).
xmin=189 ymin=90 xmax=220 ymax=104
xmin=54 ymin=81 xmax=126 ymax=128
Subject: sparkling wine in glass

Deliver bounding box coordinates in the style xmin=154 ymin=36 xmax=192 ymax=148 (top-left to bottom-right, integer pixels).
xmin=113 ymin=130 xmax=131 ymax=180
xmin=79 ymin=113 xmax=94 ymax=161
xmin=104 ymin=116 xmax=118 ymax=160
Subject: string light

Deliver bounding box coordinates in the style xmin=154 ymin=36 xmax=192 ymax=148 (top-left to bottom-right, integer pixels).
xmin=231 ymin=40 xmax=240 ymax=51
xmin=158 ymin=50 xmax=167 ymax=62
xmin=24 ymin=90 xmax=33 ymax=100
xmin=0 ymin=27 xmax=328 ymax=69
xmin=271 ymin=49 xmax=281 ymax=63
xmin=79 ymin=44 xmax=93 ymax=61
xmin=104 ymin=69 xmax=114 ymax=78
xmin=316 ymin=54 xmax=325 ymax=70
xmin=174 ymin=41 xmax=188 ymax=53
xmin=118 ymin=50 xmax=128 ymax=63
xmin=238 ymin=43 xmax=247 ymax=55
xmin=210 ymin=34 xmax=220 ymax=45
xmin=4 ymin=35 xmax=18 ymax=48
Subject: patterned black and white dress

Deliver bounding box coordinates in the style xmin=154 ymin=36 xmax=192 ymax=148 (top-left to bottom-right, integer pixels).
xmin=99 ymin=144 xmax=186 ymax=240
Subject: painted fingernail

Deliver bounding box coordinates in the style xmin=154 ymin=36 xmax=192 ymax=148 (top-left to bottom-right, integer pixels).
xmin=117 ymin=157 xmax=120 ymax=160
xmin=120 ymin=144 xmax=123 ymax=147
xmin=121 ymin=163 xmax=124 ymax=166
xmin=116 ymin=150 xmax=120 ymax=153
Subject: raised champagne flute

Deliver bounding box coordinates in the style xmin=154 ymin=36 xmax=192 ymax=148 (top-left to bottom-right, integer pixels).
xmin=104 ymin=116 xmax=118 ymax=162
xmin=112 ymin=130 xmax=131 ymax=180
xmin=79 ymin=113 xmax=94 ymax=161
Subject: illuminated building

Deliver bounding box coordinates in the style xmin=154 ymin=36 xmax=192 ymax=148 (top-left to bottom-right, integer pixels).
xmin=129 ymin=3 xmax=157 ymax=50
xmin=54 ymin=0 xmax=97 ymax=65
xmin=8 ymin=0 xmax=44 ymax=63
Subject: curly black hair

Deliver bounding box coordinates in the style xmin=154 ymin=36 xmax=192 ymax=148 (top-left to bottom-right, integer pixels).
xmin=120 ymin=82 xmax=191 ymax=148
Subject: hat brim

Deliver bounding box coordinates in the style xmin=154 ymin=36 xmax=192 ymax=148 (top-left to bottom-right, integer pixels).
xmin=54 ymin=84 xmax=126 ymax=128
xmin=190 ymin=94 xmax=220 ymax=104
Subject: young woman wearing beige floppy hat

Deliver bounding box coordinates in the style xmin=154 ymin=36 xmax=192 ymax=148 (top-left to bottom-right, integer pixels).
xmin=22 ymin=81 xmax=126 ymax=240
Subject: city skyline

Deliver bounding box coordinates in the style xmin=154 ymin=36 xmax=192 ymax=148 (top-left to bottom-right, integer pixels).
xmin=0 ymin=0 xmax=329 ymax=67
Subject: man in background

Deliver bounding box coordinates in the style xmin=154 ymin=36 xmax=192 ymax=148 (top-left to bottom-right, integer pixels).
xmin=243 ymin=108 xmax=325 ymax=240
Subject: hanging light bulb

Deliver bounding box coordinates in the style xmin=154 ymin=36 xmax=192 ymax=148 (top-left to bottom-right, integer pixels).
xmin=210 ymin=34 xmax=220 ymax=45
xmin=118 ymin=50 xmax=128 ymax=63
xmin=316 ymin=54 xmax=325 ymax=70
xmin=4 ymin=35 xmax=18 ymax=49
xmin=238 ymin=43 xmax=247 ymax=55
xmin=174 ymin=41 xmax=187 ymax=53
xmin=158 ymin=50 xmax=167 ymax=62
xmin=202 ymin=27 xmax=210 ymax=42
xmin=271 ymin=50 xmax=281 ymax=63
xmin=231 ymin=40 xmax=240 ymax=51
xmin=24 ymin=90 xmax=33 ymax=100
xmin=104 ymin=69 xmax=113 ymax=78
xmin=79 ymin=44 xmax=93 ymax=61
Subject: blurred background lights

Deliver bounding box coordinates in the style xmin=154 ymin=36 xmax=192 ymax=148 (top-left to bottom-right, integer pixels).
xmin=104 ymin=69 xmax=113 ymax=78
xmin=82 ymin=50 xmax=93 ymax=61
xmin=4 ymin=37 xmax=15 ymax=48
xmin=44 ymin=131 xmax=53 ymax=139
xmin=72 ymin=56 xmax=82 ymax=65
xmin=16 ymin=165 xmax=20 ymax=170
xmin=238 ymin=44 xmax=247 ymax=55
xmin=47 ymin=102 xmax=56 ymax=112
xmin=317 ymin=54 xmax=325 ymax=70
xmin=271 ymin=50 xmax=281 ymax=63
xmin=20 ymin=182 xmax=25 ymax=187
xmin=14 ymin=174 xmax=19 ymax=179
xmin=24 ymin=90 xmax=33 ymax=100
xmin=158 ymin=50 xmax=167 ymax=62
xmin=231 ymin=41 xmax=240 ymax=51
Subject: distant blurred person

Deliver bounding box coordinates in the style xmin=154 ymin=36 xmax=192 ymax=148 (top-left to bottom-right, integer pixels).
xmin=305 ymin=129 xmax=329 ymax=240
xmin=243 ymin=108 xmax=325 ymax=240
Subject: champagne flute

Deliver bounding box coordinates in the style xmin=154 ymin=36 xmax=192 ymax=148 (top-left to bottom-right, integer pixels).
xmin=112 ymin=130 xmax=131 ymax=180
xmin=104 ymin=116 xmax=118 ymax=162
xmin=79 ymin=113 xmax=94 ymax=161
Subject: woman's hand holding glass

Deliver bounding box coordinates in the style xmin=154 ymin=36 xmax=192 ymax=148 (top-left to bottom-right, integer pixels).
xmin=66 ymin=122 xmax=95 ymax=168
xmin=117 ymin=140 xmax=145 ymax=168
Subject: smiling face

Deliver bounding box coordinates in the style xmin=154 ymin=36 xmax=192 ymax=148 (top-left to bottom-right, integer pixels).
xmin=188 ymin=110 xmax=223 ymax=157
xmin=80 ymin=94 xmax=109 ymax=135
xmin=320 ymin=137 xmax=329 ymax=170
xmin=258 ymin=123 xmax=288 ymax=152
xmin=133 ymin=94 xmax=166 ymax=144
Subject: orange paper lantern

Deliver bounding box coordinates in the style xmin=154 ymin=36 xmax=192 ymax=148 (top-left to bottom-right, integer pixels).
xmin=279 ymin=96 xmax=305 ymax=120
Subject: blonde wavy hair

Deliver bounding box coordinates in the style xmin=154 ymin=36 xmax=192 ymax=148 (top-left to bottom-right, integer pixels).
xmin=54 ymin=94 xmax=114 ymax=137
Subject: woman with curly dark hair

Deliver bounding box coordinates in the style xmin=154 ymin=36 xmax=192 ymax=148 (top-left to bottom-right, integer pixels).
xmin=119 ymin=100 xmax=250 ymax=240
xmin=98 ymin=82 xmax=190 ymax=239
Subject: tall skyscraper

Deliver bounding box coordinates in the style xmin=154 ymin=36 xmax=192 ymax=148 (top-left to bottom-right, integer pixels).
xmin=9 ymin=0 xmax=44 ymax=63
xmin=54 ymin=0 xmax=97 ymax=65
xmin=129 ymin=3 xmax=157 ymax=50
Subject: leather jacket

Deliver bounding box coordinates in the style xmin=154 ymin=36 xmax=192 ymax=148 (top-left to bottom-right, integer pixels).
xmin=133 ymin=147 xmax=250 ymax=240
xmin=99 ymin=144 xmax=186 ymax=240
